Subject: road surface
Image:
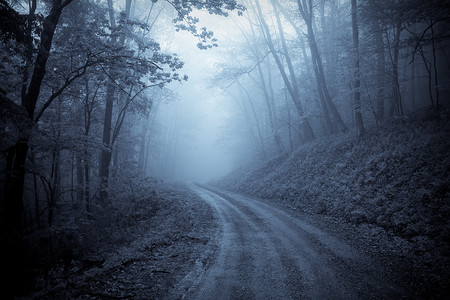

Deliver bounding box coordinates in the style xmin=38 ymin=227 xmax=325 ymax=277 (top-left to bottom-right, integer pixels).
xmin=178 ymin=183 xmax=407 ymax=299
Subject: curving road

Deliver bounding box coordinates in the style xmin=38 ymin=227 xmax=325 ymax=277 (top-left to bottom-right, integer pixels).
xmin=179 ymin=183 xmax=407 ymax=299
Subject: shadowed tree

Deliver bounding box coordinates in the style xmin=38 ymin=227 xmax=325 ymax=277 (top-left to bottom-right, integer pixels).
xmin=352 ymin=0 xmax=364 ymax=136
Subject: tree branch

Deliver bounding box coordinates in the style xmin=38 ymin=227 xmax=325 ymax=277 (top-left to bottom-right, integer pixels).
xmin=34 ymin=58 xmax=94 ymax=123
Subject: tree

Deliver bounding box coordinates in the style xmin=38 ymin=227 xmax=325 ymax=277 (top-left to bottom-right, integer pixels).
xmin=295 ymin=0 xmax=348 ymax=134
xmin=1 ymin=0 xmax=245 ymax=227
xmin=3 ymin=0 xmax=78 ymax=230
xmin=252 ymin=0 xmax=315 ymax=142
xmin=351 ymin=0 xmax=364 ymax=136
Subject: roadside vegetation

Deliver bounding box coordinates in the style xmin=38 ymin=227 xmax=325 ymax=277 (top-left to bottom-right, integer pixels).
xmin=217 ymin=107 xmax=450 ymax=297
xmin=2 ymin=183 xmax=217 ymax=299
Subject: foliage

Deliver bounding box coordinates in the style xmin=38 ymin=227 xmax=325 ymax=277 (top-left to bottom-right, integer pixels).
xmin=217 ymin=108 xmax=450 ymax=294
xmin=166 ymin=0 xmax=245 ymax=49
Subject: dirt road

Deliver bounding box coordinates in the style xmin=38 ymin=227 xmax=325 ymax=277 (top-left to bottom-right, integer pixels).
xmin=180 ymin=183 xmax=408 ymax=299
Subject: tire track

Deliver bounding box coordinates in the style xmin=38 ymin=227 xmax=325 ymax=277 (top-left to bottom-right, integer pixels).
xmin=183 ymin=184 xmax=407 ymax=299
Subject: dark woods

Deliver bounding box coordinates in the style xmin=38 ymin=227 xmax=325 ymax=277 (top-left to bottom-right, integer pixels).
xmin=0 ymin=0 xmax=243 ymax=296
xmin=0 ymin=0 xmax=449 ymax=297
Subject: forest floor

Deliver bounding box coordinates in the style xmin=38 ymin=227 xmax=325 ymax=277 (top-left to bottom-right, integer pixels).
xmin=24 ymin=184 xmax=219 ymax=299
xmin=216 ymin=107 xmax=450 ymax=298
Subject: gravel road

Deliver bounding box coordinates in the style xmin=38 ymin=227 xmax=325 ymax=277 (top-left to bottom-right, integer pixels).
xmin=180 ymin=183 xmax=409 ymax=300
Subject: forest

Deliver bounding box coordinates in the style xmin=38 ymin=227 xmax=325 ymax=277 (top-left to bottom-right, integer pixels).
xmin=0 ymin=0 xmax=449 ymax=298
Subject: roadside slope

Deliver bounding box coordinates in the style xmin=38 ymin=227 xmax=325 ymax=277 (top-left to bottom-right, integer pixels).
xmin=29 ymin=184 xmax=219 ymax=299
xmin=216 ymin=109 xmax=450 ymax=297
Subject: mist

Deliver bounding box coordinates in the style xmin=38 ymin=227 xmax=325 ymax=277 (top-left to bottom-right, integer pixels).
xmin=2 ymin=0 xmax=449 ymax=298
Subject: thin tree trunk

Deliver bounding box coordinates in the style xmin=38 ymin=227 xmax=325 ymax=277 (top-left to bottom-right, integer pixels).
xmin=239 ymin=83 xmax=267 ymax=158
xmin=48 ymin=97 xmax=62 ymax=227
xmin=99 ymin=85 xmax=114 ymax=205
xmin=430 ymin=17 xmax=440 ymax=109
xmin=254 ymin=0 xmax=315 ymax=142
xmin=272 ymin=0 xmax=315 ymax=142
xmin=419 ymin=47 xmax=435 ymax=108
xmin=76 ymin=155 xmax=83 ymax=205
xmin=256 ymin=58 xmax=283 ymax=150
xmin=296 ymin=0 xmax=348 ymax=133
xmin=410 ymin=50 xmax=416 ymax=111
xmin=389 ymin=20 xmax=403 ymax=117
xmin=375 ymin=22 xmax=385 ymax=124
xmin=351 ymin=0 xmax=364 ymax=136
xmin=84 ymin=159 xmax=90 ymax=212
xmin=285 ymin=88 xmax=294 ymax=152
xmin=265 ymin=59 xmax=283 ymax=150
xmin=71 ymin=151 xmax=74 ymax=206
xmin=246 ymin=17 xmax=283 ymax=150
xmin=272 ymin=0 xmax=329 ymax=135
xmin=138 ymin=120 xmax=148 ymax=178
xmin=33 ymin=173 xmax=40 ymax=228
xmin=48 ymin=149 xmax=60 ymax=228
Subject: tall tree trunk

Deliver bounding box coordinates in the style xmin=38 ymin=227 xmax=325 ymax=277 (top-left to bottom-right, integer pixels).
xmin=245 ymin=16 xmax=283 ymax=150
xmin=84 ymin=158 xmax=90 ymax=212
xmin=256 ymin=58 xmax=283 ymax=150
xmin=410 ymin=49 xmax=416 ymax=111
xmin=430 ymin=16 xmax=440 ymax=109
xmin=1 ymin=2 xmax=73 ymax=296
xmin=285 ymin=88 xmax=294 ymax=152
xmin=296 ymin=0 xmax=348 ymax=133
xmin=98 ymin=0 xmax=133 ymax=205
xmin=272 ymin=0 xmax=315 ymax=142
xmin=351 ymin=0 xmax=364 ymax=136
xmin=388 ymin=20 xmax=403 ymax=117
xmin=238 ymin=83 xmax=267 ymax=158
xmin=3 ymin=0 xmax=69 ymax=230
xmin=49 ymin=98 xmax=62 ymax=227
xmin=48 ymin=147 xmax=60 ymax=228
xmin=265 ymin=59 xmax=283 ymax=151
xmin=272 ymin=0 xmax=328 ymax=135
xmin=375 ymin=22 xmax=385 ymax=124
xmin=76 ymin=155 xmax=83 ymax=205
xmin=33 ymin=173 xmax=41 ymax=228
xmin=138 ymin=120 xmax=148 ymax=178
xmin=254 ymin=0 xmax=315 ymax=142
xmin=99 ymin=85 xmax=114 ymax=205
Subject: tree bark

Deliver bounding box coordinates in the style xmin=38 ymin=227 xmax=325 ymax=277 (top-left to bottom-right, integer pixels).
xmin=99 ymin=85 xmax=114 ymax=205
xmin=76 ymin=155 xmax=83 ymax=205
xmin=375 ymin=22 xmax=385 ymax=124
xmin=138 ymin=120 xmax=148 ymax=178
xmin=351 ymin=0 xmax=364 ymax=136
xmin=388 ymin=19 xmax=403 ymax=117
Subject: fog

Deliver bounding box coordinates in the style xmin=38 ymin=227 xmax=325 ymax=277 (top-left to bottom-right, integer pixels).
xmin=149 ymin=81 xmax=236 ymax=182
xmin=2 ymin=0 xmax=448 ymax=199
xmin=143 ymin=8 xmax=253 ymax=182
xmin=131 ymin=0 xmax=449 ymax=183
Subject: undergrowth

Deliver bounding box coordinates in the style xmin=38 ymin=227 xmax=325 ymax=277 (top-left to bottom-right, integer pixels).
xmin=217 ymin=107 xmax=450 ymax=295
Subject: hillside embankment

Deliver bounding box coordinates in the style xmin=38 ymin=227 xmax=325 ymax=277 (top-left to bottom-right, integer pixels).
xmin=216 ymin=107 xmax=450 ymax=297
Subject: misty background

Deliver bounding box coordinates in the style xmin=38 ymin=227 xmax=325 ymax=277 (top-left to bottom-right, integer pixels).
xmin=1 ymin=0 xmax=449 ymax=298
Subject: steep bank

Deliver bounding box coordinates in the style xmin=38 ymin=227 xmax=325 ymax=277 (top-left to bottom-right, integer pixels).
xmin=216 ymin=108 xmax=450 ymax=296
